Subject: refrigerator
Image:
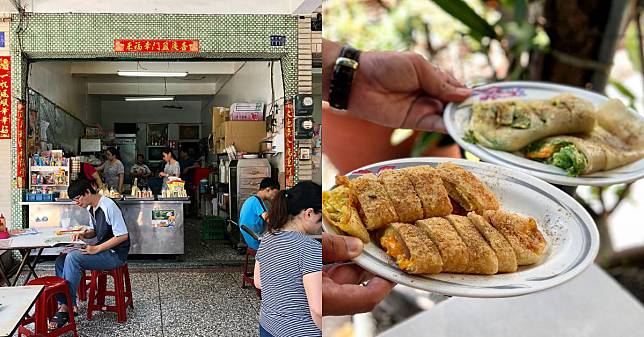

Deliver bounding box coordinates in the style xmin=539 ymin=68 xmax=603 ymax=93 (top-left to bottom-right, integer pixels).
xmin=115 ymin=136 xmax=137 ymax=186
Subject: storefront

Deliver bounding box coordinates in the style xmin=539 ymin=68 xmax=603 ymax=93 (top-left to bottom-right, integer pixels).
xmin=1 ymin=11 xmax=322 ymax=255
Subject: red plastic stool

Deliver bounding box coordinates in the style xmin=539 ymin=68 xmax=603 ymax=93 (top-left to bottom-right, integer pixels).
xmin=77 ymin=270 xmax=90 ymax=302
xmin=18 ymin=276 xmax=78 ymax=337
xmin=87 ymin=263 xmax=133 ymax=323
xmin=241 ymin=247 xmax=261 ymax=298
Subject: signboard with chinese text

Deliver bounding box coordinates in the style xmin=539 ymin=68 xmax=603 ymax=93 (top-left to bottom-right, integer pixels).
xmin=114 ymin=39 xmax=199 ymax=53
xmin=284 ymin=100 xmax=295 ymax=188
xmin=16 ymin=100 xmax=25 ymax=189
xmin=0 ymin=56 xmax=10 ymax=139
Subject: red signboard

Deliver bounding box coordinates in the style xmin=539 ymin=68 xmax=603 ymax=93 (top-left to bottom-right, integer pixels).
xmin=114 ymin=39 xmax=200 ymax=53
xmin=0 ymin=56 xmax=10 ymax=139
xmin=284 ymin=100 xmax=295 ymax=188
xmin=16 ymin=100 xmax=25 ymax=189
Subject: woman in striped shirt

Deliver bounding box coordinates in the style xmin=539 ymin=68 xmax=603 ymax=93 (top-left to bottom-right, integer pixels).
xmin=254 ymin=181 xmax=322 ymax=337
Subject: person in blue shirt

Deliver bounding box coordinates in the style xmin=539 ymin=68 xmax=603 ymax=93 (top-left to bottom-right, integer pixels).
xmin=239 ymin=178 xmax=280 ymax=250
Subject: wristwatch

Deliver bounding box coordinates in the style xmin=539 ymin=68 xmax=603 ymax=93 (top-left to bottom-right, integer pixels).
xmin=328 ymin=45 xmax=361 ymax=110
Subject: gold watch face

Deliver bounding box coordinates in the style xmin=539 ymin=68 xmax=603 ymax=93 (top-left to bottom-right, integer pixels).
xmin=335 ymin=57 xmax=359 ymax=70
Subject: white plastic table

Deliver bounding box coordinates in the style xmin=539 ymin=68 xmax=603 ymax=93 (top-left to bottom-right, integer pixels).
xmin=0 ymin=285 xmax=44 ymax=337
xmin=378 ymin=264 xmax=644 ymax=337
xmin=0 ymin=228 xmax=76 ymax=286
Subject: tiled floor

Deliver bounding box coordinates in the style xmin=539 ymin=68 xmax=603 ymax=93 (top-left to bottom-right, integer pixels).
xmin=13 ymin=269 xmax=261 ymax=337
xmin=9 ymin=216 xmax=261 ymax=337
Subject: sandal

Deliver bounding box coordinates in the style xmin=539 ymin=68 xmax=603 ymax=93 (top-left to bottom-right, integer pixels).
xmin=49 ymin=311 xmax=70 ymax=330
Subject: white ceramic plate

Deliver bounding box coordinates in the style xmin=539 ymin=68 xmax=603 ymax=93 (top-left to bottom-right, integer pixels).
xmin=322 ymin=158 xmax=599 ymax=298
xmin=444 ymin=81 xmax=644 ymax=186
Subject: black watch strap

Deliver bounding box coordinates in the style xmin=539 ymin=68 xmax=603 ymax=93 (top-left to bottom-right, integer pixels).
xmin=329 ymin=45 xmax=361 ymax=110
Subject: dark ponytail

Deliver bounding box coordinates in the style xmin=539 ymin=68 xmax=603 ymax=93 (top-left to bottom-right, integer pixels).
xmin=163 ymin=147 xmax=177 ymax=161
xmin=267 ymin=181 xmax=321 ymax=232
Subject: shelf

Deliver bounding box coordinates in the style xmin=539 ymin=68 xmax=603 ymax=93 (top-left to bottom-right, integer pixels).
xmin=30 ymin=166 xmax=69 ymax=171
xmin=30 ymin=184 xmax=68 ymax=187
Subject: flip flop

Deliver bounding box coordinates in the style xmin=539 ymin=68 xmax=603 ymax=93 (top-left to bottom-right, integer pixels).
xmin=49 ymin=311 xmax=70 ymax=329
xmin=50 ymin=310 xmax=78 ymax=320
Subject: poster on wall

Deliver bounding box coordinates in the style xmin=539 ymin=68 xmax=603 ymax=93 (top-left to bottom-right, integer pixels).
xmin=284 ymin=100 xmax=295 ymax=188
xmin=151 ymin=210 xmax=176 ymax=228
xmin=0 ymin=56 xmax=10 ymax=139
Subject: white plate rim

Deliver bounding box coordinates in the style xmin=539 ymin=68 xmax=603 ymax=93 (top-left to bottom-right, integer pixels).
xmin=444 ymin=80 xmax=644 ymax=186
xmin=322 ymin=157 xmax=600 ymax=298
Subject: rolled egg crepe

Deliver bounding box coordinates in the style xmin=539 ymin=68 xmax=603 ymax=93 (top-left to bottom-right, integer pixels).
xmin=467 ymin=212 xmax=517 ymax=273
xmin=399 ymin=166 xmax=452 ymax=217
xmin=351 ymin=173 xmax=398 ymax=230
xmin=466 ymin=93 xmax=596 ymax=151
xmin=523 ymin=99 xmax=644 ymax=175
xmin=436 ymin=163 xmax=500 ymax=215
xmin=446 ymin=215 xmax=498 ymax=275
xmin=379 ymin=169 xmax=424 ymax=223
xmin=322 ymin=184 xmax=370 ymax=243
xmin=416 ymin=218 xmax=469 ymax=273
xmin=484 ymin=209 xmax=547 ymax=266
xmin=380 ymin=223 xmax=443 ymax=274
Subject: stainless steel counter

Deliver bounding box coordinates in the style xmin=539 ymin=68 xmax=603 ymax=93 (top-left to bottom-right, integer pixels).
xmin=21 ymin=199 xmax=190 ymax=255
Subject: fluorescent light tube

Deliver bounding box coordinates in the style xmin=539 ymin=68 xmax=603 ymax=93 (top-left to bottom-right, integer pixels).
xmin=117 ymin=71 xmax=188 ymax=77
xmin=124 ymin=96 xmax=175 ymax=101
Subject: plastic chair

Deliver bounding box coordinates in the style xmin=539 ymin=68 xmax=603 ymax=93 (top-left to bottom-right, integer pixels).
xmin=86 ymin=263 xmax=133 ymax=323
xmin=18 ymin=276 xmax=78 ymax=337
xmin=240 ymin=224 xmax=261 ymax=298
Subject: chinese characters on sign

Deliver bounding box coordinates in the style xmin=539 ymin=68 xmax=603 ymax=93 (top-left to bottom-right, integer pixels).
xmin=114 ymin=39 xmax=200 ymax=53
xmin=284 ymin=100 xmax=295 ymax=188
xmin=0 ymin=56 xmax=10 ymax=140
xmin=16 ymin=100 xmax=25 ymax=189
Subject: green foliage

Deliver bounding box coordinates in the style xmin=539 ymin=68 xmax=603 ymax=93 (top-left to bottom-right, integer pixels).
xmin=411 ymin=132 xmax=443 ymax=157
xmin=431 ymin=0 xmax=498 ymax=40
xmin=608 ymin=78 xmax=637 ymax=110
xmin=624 ymin=21 xmax=642 ymax=72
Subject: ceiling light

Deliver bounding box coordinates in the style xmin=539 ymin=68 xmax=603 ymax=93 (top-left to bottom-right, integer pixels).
xmin=124 ymin=96 xmax=175 ymax=101
xmin=117 ymin=71 xmax=188 ymax=77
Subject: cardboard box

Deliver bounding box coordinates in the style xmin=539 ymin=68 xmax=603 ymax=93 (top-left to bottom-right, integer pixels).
xmin=211 ymin=107 xmax=230 ymax=138
xmin=219 ymin=121 xmax=266 ymax=153
xmin=230 ymin=110 xmax=263 ymax=121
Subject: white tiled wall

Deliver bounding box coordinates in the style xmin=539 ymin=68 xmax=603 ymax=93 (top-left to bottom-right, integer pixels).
xmin=297 ymin=15 xmax=315 ymax=95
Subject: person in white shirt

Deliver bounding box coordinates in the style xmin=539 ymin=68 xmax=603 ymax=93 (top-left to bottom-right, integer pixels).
xmin=50 ymin=179 xmax=130 ymax=329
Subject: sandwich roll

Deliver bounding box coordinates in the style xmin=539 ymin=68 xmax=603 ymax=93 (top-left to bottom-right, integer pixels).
xmin=380 ymin=223 xmax=443 ymax=274
xmin=400 ymin=166 xmax=453 ymax=217
xmin=416 ymin=218 xmax=470 ymax=273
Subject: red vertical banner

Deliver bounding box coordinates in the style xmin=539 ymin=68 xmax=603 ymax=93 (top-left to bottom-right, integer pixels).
xmin=0 ymin=56 xmax=10 ymax=139
xmin=284 ymin=100 xmax=295 ymax=188
xmin=16 ymin=100 xmax=25 ymax=189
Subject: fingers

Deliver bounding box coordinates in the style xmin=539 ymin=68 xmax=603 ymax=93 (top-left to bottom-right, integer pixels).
xmin=324 ymin=262 xmax=374 ymax=285
xmin=322 ymin=100 xmax=350 ymax=115
xmin=323 ymin=276 xmax=396 ymax=316
xmin=401 ymin=96 xmax=446 ymax=132
xmin=441 ymin=68 xmax=466 ymax=88
xmin=322 ymin=232 xmax=363 ymax=263
xmin=411 ymin=53 xmax=471 ymax=102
